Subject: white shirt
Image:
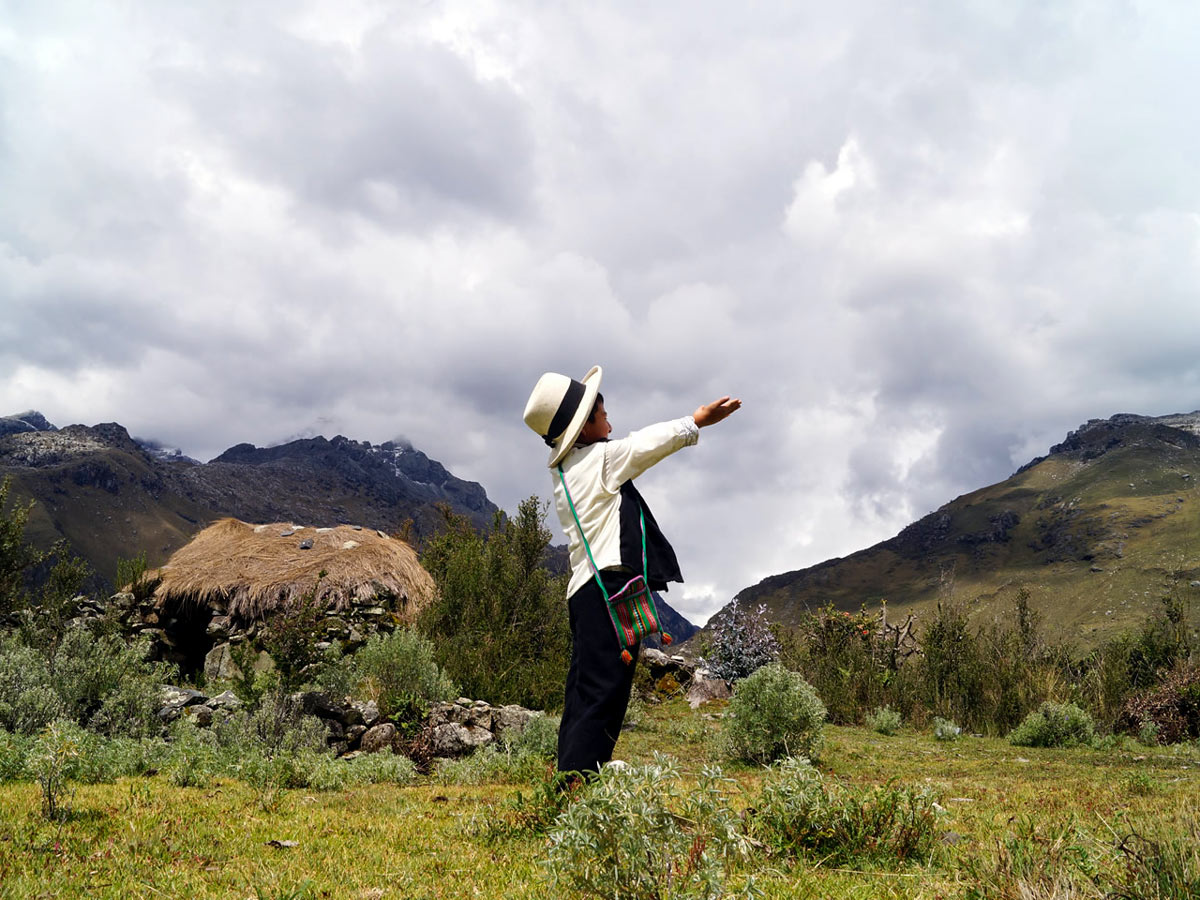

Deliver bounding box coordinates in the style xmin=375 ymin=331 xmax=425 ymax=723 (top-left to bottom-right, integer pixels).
xmin=553 ymin=416 xmax=700 ymax=598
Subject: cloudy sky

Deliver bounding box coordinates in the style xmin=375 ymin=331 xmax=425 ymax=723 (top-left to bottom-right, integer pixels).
xmin=2 ymin=1 xmax=1198 ymax=622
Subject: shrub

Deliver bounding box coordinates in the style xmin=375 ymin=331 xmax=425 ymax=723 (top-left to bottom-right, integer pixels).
xmin=866 ymin=705 xmax=902 ymax=736
xmin=545 ymin=755 xmax=757 ymax=900
xmin=932 ymin=717 xmax=962 ymax=742
xmin=0 ymin=635 xmax=62 ymax=733
xmin=721 ymin=663 xmax=826 ymax=765
xmin=420 ymin=498 xmax=570 ymax=710
xmin=1116 ymin=664 xmax=1200 ymax=745
xmin=505 ymin=712 xmax=560 ymax=759
xmin=165 ymin=718 xmax=223 ymax=788
xmin=701 ymin=597 xmax=779 ymax=683
xmin=28 ymin=719 xmax=84 ymax=820
xmin=0 ymin=730 xmax=30 ymax=782
xmin=751 ymin=757 xmax=941 ymax=865
xmin=1008 ymin=701 xmax=1095 ymax=748
xmin=776 ymin=604 xmax=907 ymax=726
xmin=258 ymin=579 xmax=327 ymax=691
xmin=211 ymin=689 xmax=328 ymax=758
xmin=48 ymin=629 xmax=174 ymax=738
xmin=350 ymin=628 xmax=457 ymax=720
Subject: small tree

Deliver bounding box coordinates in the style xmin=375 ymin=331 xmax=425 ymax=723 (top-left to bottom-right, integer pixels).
xmin=420 ymin=498 xmax=569 ymax=710
xmin=701 ymin=597 xmax=779 ymax=683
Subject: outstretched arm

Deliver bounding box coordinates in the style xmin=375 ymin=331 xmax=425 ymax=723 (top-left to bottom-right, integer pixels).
xmin=693 ymin=396 xmax=742 ymax=428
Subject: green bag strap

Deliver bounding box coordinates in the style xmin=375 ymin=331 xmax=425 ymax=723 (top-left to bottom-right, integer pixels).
xmin=557 ymin=463 xmax=647 ymax=601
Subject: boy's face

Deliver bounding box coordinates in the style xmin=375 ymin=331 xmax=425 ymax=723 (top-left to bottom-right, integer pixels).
xmin=576 ymin=399 xmax=611 ymax=445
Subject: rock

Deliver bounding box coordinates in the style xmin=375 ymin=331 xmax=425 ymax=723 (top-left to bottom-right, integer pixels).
xmin=206 ymin=616 xmax=231 ymax=638
xmin=345 ymin=724 xmax=367 ymax=747
xmin=492 ymin=705 xmax=535 ymax=739
xmin=299 ymin=539 xmax=313 ymax=550
xmin=206 ymin=690 xmax=242 ymax=711
xmin=294 ymin=691 xmax=351 ymax=721
xmin=184 ymin=705 xmax=214 ymax=727
xmin=641 ymin=647 xmax=694 ymax=682
xmin=351 ymin=700 xmax=380 ymax=728
xmin=203 ymin=642 xmax=239 ymax=684
xmin=465 ymin=705 xmax=493 ymax=730
xmin=687 ymin=672 xmax=731 ymax=709
xmin=158 ymin=686 xmax=207 ymax=722
xmin=430 ymin=702 xmax=469 ymax=727
xmin=360 ymin=723 xmax=397 ymax=754
xmin=431 ymin=723 xmax=494 ymax=756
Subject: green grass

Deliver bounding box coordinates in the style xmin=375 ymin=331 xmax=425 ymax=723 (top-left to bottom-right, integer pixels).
xmin=2 ymin=700 xmax=1199 ymax=899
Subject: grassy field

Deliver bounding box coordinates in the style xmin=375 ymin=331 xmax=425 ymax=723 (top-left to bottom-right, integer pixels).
xmin=2 ymin=699 xmax=1199 ymax=899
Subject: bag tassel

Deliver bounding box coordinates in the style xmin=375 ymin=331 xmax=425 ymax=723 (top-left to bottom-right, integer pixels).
xmin=662 ymin=633 xmax=673 ymax=646
xmin=620 ymin=649 xmax=633 ymax=665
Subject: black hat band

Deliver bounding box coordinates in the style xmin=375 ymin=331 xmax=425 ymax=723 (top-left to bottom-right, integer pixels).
xmin=543 ymin=379 xmax=586 ymax=447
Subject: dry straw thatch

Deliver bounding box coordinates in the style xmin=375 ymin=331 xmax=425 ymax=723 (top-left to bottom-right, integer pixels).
xmin=151 ymin=518 xmax=437 ymax=622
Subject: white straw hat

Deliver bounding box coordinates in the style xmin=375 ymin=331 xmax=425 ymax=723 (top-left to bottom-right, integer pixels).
xmin=523 ymin=366 xmax=603 ymax=467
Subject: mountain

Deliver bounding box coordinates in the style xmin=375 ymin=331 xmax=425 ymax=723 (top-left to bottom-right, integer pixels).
xmin=726 ymin=411 xmax=1200 ymax=644
xmin=0 ymin=413 xmax=498 ymax=589
xmin=0 ymin=411 xmax=702 ymax=637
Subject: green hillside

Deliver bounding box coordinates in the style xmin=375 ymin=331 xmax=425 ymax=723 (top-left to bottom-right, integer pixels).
xmin=735 ymin=413 xmax=1200 ymax=644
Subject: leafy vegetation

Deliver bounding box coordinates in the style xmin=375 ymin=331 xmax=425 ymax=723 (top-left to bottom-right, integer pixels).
xmin=720 ymin=663 xmax=826 ymax=764
xmin=420 ymin=497 xmax=569 ymax=710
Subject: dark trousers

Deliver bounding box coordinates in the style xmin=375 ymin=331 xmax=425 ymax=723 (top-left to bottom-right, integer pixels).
xmin=557 ymin=578 xmax=639 ymax=773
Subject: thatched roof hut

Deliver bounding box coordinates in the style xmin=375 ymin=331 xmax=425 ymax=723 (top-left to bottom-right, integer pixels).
xmin=151 ymin=518 xmax=437 ymax=623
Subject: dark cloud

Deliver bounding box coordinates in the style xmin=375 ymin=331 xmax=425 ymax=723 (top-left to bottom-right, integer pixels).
xmin=3 ymin=1 xmax=1200 ymax=620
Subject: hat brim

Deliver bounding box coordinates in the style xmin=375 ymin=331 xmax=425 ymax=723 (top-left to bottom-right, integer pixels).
xmin=547 ymin=365 xmax=602 ymax=467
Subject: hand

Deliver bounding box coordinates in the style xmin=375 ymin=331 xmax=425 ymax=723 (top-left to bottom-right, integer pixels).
xmin=692 ymin=396 xmax=742 ymax=428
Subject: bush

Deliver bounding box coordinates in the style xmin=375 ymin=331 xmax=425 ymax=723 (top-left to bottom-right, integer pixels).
xmin=420 ymin=498 xmax=570 ymax=710
xmin=211 ymin=689 xmax=328 ymax=758
xmin=751 ymin=757 xmax=941 ymax=865
xmin=721 ymin=663 xmax=826 ymax=765
xmin=0 ymin=730 xmax=30 ymax=782
xmin=1116 ymin=664 xmax=1200 ymax=745
xmin=505 ymin=712 xmax=560 ymax=759
xmin=350 ymin=628 xmax=457 ymax=720
xmin=545 ymin=755 xmax=756 ymax=900
xmin=932 ymin=717 xmax=962 ymax=741
xmin=701 ymin=597 xmax=779 ymax=683
xmin=1008 ymin=701 xmax=1095 ymax=748
xmin=866 ymin=705 xmax=902 ymax=736
xmin=0 ymin=635 xmax=62 ymax=733
xmin=0 ymin=628 xmax=174 ymax=738
xmin=28 ymin=719 xmax=84 ymax=820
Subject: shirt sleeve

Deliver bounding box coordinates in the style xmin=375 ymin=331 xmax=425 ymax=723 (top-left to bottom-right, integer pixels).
xmin=600 ymin=416 xmax=699 ymax=492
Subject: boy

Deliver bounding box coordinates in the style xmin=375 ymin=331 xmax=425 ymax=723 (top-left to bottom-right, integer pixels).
xmin=523 ymin=366 xmax=740 ymax=773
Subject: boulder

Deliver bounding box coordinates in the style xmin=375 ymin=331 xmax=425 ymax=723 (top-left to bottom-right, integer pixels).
xmin=687 ymin=671 xmax=731 ymax=709
xmin=431 ymin=723 xmax=494 ymax=756
xmin=351 ymin=700 xmax=380 ymax=728
xmin=492 ymin=705 xmax=535 ymax=739
xmin=360 ymin=723 xmax=397 ymax=754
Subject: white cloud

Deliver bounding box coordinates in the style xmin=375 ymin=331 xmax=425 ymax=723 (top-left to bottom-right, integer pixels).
xmin=3 ymin=1 xmax=1200 ymax=623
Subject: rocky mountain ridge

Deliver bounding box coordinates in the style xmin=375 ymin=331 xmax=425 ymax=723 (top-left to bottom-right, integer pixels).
xmin=724 ymin=410 xmax=1200 ymax=645
xmin=0 ymin=412 xmax=499 ymax=588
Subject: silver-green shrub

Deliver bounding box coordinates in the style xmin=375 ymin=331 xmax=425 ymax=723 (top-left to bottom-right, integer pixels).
xmin=28 ymin=719 xmax=83 ymax=820
xmin=0 ymin=730 xmax=30 ymax=782
xmin=932 ymin=716 xmax=962 ymax=741
xmin=1008 ymin=701 xmax=1095 ymax=748
xmin=751 ymin=757 xmax=941 ymax=864
xmin=504 ymin=712 xmax=560 ymax=758
xmin=546 ymin=755 xmax=758 ymax=900
xmin=350 ymin=628 xmax=457 ymax=719
xmin=866 ymin=705 xmax=902 ymax=736
xmin=721 ymin=663 xmax=826 ymax=764
xmin=0 ymin=636 xmax=62 ymax=733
